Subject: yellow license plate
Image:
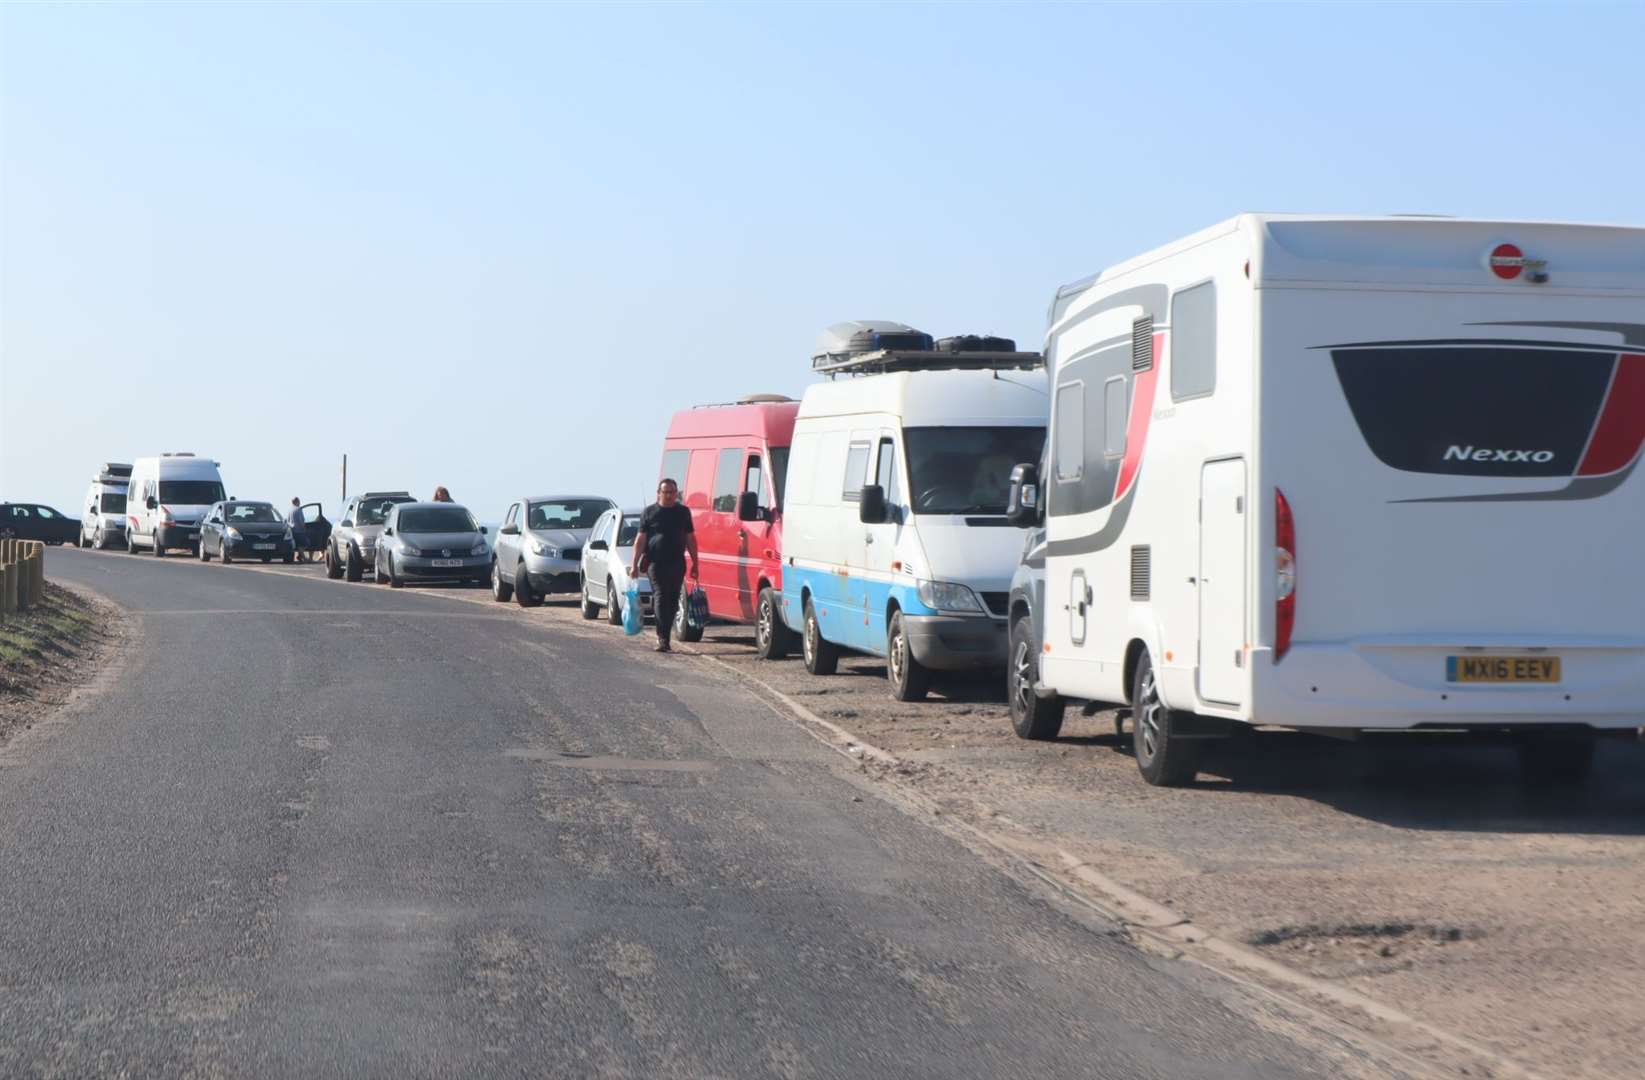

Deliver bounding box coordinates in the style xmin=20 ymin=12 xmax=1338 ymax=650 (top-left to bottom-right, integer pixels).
xmin=1446 ymin=656 xmax=1561 ymax=683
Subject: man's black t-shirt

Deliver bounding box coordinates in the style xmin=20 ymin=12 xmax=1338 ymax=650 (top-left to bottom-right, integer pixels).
xmin=639 ymin=502 xmax=693 ymax=568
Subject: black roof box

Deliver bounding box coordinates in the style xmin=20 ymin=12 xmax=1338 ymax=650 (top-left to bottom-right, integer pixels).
xmin=936 ymin=334 xmax=1016 ymax=353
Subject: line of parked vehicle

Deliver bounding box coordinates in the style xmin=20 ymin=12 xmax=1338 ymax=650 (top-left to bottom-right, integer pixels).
xmin=46 ymin=215 xmax=1645 ymax=788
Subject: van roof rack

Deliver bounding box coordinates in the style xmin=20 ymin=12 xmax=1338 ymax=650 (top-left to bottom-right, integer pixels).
xmin=97 ymin=462 xmax=133 ymax=478
xmin=162 ymin=452 xmax=196 ymax=457
xmin=691 ymin=394 xmax=796 ymax=409
xmin=811 ymin=321 xmax=1042 ymax=377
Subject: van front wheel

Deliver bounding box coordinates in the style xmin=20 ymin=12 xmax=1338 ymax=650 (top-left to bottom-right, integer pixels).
xmin=1131 ymin=652 xmax=1200 ymax=787
xmin=802 ymin=598 xmax=839 ymax=676
xmin=755 ymin=587 xmax=791 ymax=660
xmin=1009 ymin=616 xmax=1064 ymax=740
xmin=886 ymin=611 xmax=930 ymax=702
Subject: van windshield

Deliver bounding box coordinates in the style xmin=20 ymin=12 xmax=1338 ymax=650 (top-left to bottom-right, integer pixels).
xmin=400 ymin=507 xmax=477 ymax=533
xmin=159 ymin=480 xmax=225 ymax=505
xmin=99 ymin=493 xmax=127 ymax=513
xmin=904 ymin=426 xmax=1047 ymax=515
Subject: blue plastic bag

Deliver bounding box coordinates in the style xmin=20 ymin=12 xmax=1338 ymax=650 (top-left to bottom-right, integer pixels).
xmin=621 ymin=581 xmax=644 ymax=636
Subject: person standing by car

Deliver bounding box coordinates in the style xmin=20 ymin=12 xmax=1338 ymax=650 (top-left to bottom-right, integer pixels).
xmin=432 ymin=486 xmax=453 ymax=503
xmin=631 ymin=478 xmax=699 ymax=653
xmin=287 ymin=498 xmax=308 ymax=562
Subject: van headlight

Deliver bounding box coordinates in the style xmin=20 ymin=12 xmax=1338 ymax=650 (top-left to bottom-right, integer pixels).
xmin=470 ymin=541 xmax=488 ymax=556
xmin=917 ymin=579 xmax=984 ymax=615
xmin=530 ymin=540 xmax=559 ymax=558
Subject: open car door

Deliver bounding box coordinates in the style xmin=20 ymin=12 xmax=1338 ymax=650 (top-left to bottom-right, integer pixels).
xmin=300 ymin=503 xmax=331 ymax=554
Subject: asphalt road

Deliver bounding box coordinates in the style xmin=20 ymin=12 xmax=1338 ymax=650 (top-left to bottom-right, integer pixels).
xmin=0 ymin=549 xmax=1358 ymax=1078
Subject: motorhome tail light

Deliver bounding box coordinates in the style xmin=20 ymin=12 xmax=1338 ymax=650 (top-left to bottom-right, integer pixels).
xmin=1274 ymin=488 xmax=1296 ymax=663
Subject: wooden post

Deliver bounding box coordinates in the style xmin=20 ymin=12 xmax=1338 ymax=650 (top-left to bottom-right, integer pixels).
xmin=31 ymin=542 xmax=46 ymax=602
xmin=2 ymin=562 xmax=15 ymax=614
xmin=14 ymin=550 xmax=29 ymax=612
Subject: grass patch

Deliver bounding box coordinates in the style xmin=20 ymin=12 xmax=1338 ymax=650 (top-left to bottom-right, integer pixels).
xmin=0 ymin=584 xmax=100 ymax=671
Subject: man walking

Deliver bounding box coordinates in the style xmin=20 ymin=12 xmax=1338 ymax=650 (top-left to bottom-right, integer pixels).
xmin=631 ymin=478 xmax=698 ymax=653
xmin=287 ymin=498 xmax=308 ymax=562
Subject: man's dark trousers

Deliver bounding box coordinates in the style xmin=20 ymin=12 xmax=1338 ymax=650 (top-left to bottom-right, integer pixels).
xmin=649 ymin=560 xmax=687 ymax=643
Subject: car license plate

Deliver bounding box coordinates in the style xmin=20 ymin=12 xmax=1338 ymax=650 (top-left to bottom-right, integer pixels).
xmin=432 ymin=558 xmax=462 ymax=568
xmin=1446 ymin=656 xmax=1560 ymax=683
xmin=253 ymin=543 xmax=276 ymax=551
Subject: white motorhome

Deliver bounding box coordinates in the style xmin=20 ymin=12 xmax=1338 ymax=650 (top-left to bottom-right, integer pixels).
xmin=79 ymin=463 xmax=132 ymax=549
xmin=1006 ymin=214 xmax=1645 ymax=786
xmin=126 ymin=453 xmax=227 ymax=557
xmin=779 ymin=323 xmax=1048 ymax=700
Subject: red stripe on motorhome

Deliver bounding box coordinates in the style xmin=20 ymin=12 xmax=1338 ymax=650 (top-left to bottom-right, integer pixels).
xmin=1578 ymin=354 xmax=1645 ymax=476
xmin=1114 ymin=332 xmax=1162 ymax=501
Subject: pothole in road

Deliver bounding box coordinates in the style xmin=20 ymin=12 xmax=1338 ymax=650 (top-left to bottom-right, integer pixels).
xmin=1247 ymin=922 xmax=1485 ymax=978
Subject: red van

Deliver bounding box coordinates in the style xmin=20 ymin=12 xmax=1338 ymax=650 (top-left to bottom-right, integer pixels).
xmin=657 ymin=395 xmax=797 ymax=658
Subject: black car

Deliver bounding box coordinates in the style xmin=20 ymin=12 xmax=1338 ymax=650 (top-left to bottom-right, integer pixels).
xmin=198 ymin=501 xmax=295 ymax=564
xmin=1 ymin=503 xmax=81 ymax=545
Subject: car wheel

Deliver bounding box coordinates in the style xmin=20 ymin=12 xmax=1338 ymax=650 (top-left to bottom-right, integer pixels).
xmin=152 ymin=536 xmax=165 ymax=557
xmin=199 ymin=537 xmax=212 ymax=562
xmin=514 ymin=563 xmax=542 ymax=607
xmin=802 ymin=597 xmax=840 ymax=676
xmin=491 ymin=560 xmax=513 ymax=602
xmin=673 ymin=584 xmax=704 ymax=643
xmin=388 ymin=555 xmax=403 ymax=588
xmin=580 ymin=577 xmax=600 ymax=619
xmin=1008 ymin=615 xmax=1064 ymax=740
xmin=1131 ymin=651 xmax=1200 ymax=787
xmin=375 ymin=553 xmax=390 ymax=585
xmin=326 ymin=541 xmax=344 ymax=579
xmin=345 ymin=545 xmax=364 ymax=583
xmin=1517 ymin=737 xmax=1596 ymax=785
xmin=755 ymin=587 xmax=791 ymax=661
xmin=606 ymin=578 xmax=625 ymax=626
xmin=886 ymin=610 xmax=931 ymax=702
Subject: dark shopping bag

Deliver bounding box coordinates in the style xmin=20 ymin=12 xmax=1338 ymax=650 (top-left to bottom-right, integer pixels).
xmin=685 ymin=587 xmax=709 ymax=632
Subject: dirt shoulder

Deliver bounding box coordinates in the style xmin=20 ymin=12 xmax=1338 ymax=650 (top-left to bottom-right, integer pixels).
xmin=0 ymin=582 xmax=121 ymax=743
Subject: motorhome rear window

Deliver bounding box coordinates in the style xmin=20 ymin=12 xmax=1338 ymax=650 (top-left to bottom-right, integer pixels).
xmin=1170 ymin=282 xmax=1216 ymax=400
xmin=99 ymin=493 xmax=127 ymax=513
xmin=1331 ymin=345 xmax=1617 ymax=477
xmin=905 ymin=426 xmax=1048 ymax=515
xmin=399 ymin=507 xmax=478 ymax=532
xmin=158 ymin=480 xmax=225 ymax=505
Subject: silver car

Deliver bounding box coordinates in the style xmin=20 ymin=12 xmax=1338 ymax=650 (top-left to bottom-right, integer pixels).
xmin=578 ymin=507 xmax=653 ymax=625
xmin=375 ymin=501 xmax=491 ymax=588
xmin=490 ymin=495 xmax=616 ymax=608
xmin=326 ymin=490 xmax=414 ymax=582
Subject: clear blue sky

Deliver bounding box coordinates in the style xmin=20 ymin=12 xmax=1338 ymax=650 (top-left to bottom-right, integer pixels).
xmin=4 ymin=1 xmax=1641 ymax=521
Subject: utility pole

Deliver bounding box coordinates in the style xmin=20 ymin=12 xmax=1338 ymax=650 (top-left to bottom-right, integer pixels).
xmin=341 ymin=453 xmax=348 ymax=505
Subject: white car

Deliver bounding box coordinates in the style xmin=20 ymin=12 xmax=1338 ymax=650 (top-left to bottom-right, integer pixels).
xmin=579 ymin=507 xmax=653 ymax=626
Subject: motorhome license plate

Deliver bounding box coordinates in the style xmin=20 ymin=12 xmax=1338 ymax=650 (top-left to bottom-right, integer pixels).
xmin=432 ymin=558 xmax=462 ymax=568
xmin=253 ymin=543 xmax=276 ymax=551
xmin=1446 ymin=656 xmax=1560 ymax=683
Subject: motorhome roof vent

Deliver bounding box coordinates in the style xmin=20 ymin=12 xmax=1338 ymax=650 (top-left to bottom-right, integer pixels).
xmin=813 ymin=321 xmax=1042 ymax=377
xmin=738 ymin=394 xmax=795 ymax=404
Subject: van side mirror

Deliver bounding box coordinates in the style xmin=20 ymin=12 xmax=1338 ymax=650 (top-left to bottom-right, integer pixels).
xmin=738 ymin=490 xmax=763 ymax=522
xmin=858 ymin=484 xmax=888 ymax=525
xmin=500 ymin=523 xmax=519 ymax=536
xmin=1006 ymin=464 xmax=1040 ymax=528
xmin=479 ymin=526 xmax=488 ymax=535
xmin=146 ymin=496 xmax=157 ymax=510
xmin=383 ymin=526 xmax=393 ymax=536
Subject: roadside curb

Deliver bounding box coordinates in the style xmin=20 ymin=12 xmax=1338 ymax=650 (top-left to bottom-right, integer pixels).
xmin=692 ymin=649 xmax=1547 ymax=1080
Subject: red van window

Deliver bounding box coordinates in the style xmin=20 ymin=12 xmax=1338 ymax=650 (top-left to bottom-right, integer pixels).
xmin=684 ymin=450 xmax=716 ymax=510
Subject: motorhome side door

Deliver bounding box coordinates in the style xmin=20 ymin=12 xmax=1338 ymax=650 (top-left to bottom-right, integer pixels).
xmin=1197 ymin=458 xmax=1247 ymax=706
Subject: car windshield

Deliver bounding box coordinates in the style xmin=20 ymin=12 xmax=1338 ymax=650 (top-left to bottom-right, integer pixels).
xmin=356 ymin=497 xmax=409 ymax=526
xmin=99 ymin=493 xmax=127 ymax=513
xmin=399 ymin=507 xmax=477 ymax=533
xmin=528 ymin=499 xmax=609 ymax=531
xmin=159 ymin=479 xmax=225 ymax=505
xmin=226 ymin=504 xmax=279 ymax=523
xmin=903 ymin=426 xmax=1047 ymax=516
xmin=617 ymin=515 xmax=641 ymax=547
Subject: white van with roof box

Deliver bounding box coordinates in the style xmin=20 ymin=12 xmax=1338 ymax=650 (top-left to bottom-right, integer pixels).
xmin=1005 ymin=214 xmax=1645 ymax=786
xmin=780 ymin=323 xmax=1048 ymax=700
xmin=79 ymin=463 xmax=132 ymax=549
xmin=126 ymin=453 xmax=227 ymax=557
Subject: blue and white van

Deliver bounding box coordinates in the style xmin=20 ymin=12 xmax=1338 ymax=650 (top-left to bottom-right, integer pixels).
xmin=779 ymin=324 xmax=1048 ymax=700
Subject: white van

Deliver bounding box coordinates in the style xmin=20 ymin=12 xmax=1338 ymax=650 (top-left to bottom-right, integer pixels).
xmin=79 ymin=463 xmax=132 ymax=549
xmin=126 ymin=453 xmax=227 ymax=557
xmin=1005 ymin=214 xmax=1645 ymax=785
xmin=779 ymin=324 xmax=1048 ymax=700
